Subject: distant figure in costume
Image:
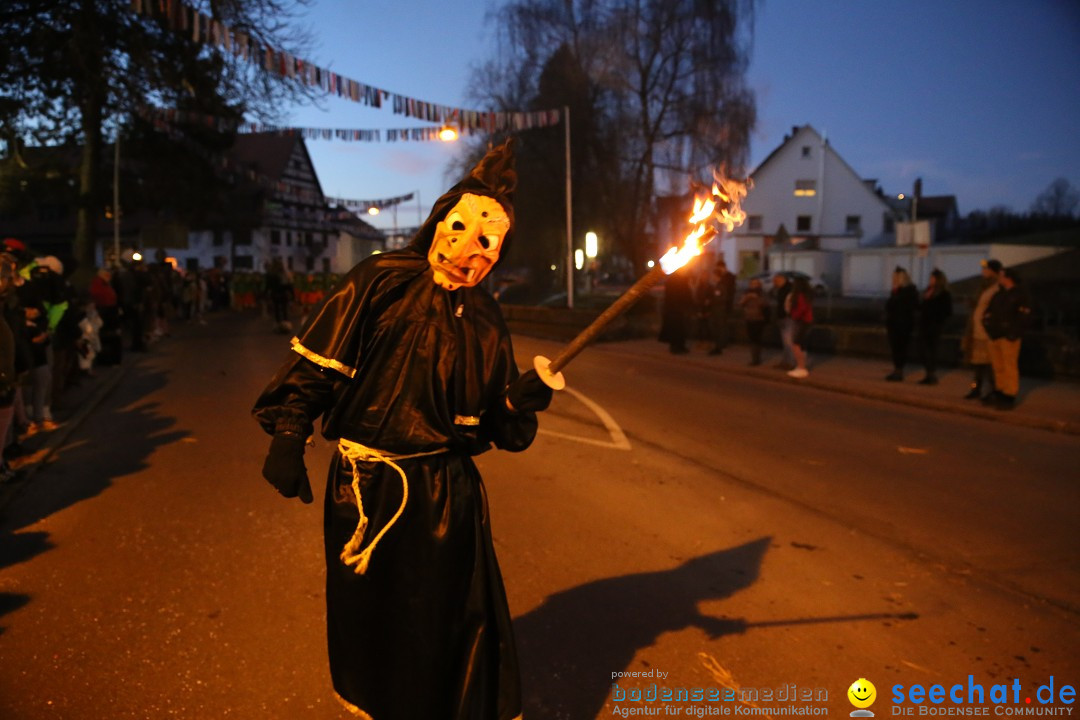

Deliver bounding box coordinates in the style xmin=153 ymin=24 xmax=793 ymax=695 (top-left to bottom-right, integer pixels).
xmin=253 ymin=139 xmax=551 ymax=720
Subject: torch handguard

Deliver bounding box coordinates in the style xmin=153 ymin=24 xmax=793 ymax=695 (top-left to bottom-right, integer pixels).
xmin=533 ymin=355 xmax=566 ymax=391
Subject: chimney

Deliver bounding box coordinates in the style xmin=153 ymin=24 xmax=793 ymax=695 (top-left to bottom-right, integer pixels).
xmin=914 ymin=177 xmax=923 ymax=200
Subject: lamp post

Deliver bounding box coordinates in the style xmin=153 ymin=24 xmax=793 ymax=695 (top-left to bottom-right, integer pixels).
xmin=564 ymin=105 xmax=573 ymax=309
xmin=112 ymin=132 xmax=120 ymax=268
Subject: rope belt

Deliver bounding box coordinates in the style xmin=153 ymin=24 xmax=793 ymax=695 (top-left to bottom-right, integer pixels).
xmin=337 ymin=438 xmax=448 ymax=575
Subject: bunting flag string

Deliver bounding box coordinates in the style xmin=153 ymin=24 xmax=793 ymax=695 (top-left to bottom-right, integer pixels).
xmin=129 ymin=0 xmax=563 ymax=133
xmin=325 ymin=193 xmax=415 ymax=211
xmin=150 ymin=108 xmax=511 ymax=143
xmin=137 ymin=106 xmax=409 ymax=217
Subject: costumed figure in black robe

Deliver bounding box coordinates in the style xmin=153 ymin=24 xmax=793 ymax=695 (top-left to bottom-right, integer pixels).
xmin=253 ymin=140 xmax=552 ymax=720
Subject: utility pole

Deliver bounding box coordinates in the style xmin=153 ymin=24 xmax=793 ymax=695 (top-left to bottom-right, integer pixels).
xmin=112 ymin=132 xmax=120 ymax=267
xmin=564 ymin=105 xmax=573 ymax=309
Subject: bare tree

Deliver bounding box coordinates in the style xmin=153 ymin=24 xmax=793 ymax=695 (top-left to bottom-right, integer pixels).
xmin=1030 ymin=177 xmax=1079 ymax=218
xmin=470 ymin=0 xmax=755 ymax=273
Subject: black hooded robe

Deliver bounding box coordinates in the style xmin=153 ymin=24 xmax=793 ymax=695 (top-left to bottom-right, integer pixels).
xmin=253 ymin=151 xmax=534 ymax=720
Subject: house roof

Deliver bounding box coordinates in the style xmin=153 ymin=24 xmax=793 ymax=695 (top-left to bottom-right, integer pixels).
xmin=228 ymin=132 xmax=299 ymax=182
xmin=750 ymin=124 xmax=894 ymax=213
xmin=330 ymin=209 xmax=384 ymax=241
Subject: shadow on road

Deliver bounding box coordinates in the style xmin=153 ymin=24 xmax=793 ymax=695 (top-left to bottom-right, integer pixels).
xmin=514 ymin=536 xmax=771 ymax=720
xmin=0 ymin=364 xmax=185 ymax=632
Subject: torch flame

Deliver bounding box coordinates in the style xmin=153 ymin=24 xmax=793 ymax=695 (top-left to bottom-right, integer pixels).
xmin=658 ymin=171 xmax=751 ymax=275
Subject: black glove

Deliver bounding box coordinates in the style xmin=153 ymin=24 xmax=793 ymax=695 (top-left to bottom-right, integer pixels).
xmin=506 ymin=369 xmax=554 ymax=413
xmin=261 ymin=433 xmax=313 ymax=503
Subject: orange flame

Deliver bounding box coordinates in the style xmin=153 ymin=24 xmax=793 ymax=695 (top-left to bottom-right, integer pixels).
xmin=659 ymin=171 xmax=751 ymax=275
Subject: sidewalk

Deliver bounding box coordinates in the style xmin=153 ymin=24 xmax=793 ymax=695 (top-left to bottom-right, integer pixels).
xmin=588 ymin=337 xmax=1080 ymax=435
xmin=0 ymin=359 xmax=131 ymax=513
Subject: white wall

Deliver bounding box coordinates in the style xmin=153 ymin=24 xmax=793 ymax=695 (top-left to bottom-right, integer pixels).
xmin=842 ymin=244 xmax=1066 ymax=296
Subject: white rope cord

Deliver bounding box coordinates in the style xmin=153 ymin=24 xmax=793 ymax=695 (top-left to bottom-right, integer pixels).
xmin=337 ymin=438 xmax=448 ymax=575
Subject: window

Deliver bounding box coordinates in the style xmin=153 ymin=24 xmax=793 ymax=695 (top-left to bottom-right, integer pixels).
xmin=286 ymin=232 xmax=292 ymax=247
xmin=846 ymin=215 xmax=862 ymax=234
xmin=233 ymin=255 xmax=253 ymax=269
xmin=186 ymin=258 xmax=199 ymax=272
xmin=796 ymin=215 xmax=812 ymax=232
xmin=322 ymin=258 xmax=331 ymax=273
xmin=306 ymin=256 xmax=315 ymax=271
xmin=801 ymin=146 xmax=811 ymax=158
xmin=747 ymin=215 xmax=763 ymax=232
xmin=305 ymin=232 xmax=314 ymax=247
xmin=884 ymin=214 xmax=895 ymax=233
xmin=270 ymin=230 xmax=281 ymax=246
xmin=286 ymin=256 xmax=294 ymax=270
xmin=794 ymin=180 xmax=816 ymax=197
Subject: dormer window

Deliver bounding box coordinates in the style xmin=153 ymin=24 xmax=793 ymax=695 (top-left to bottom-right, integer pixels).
xmin=794 ymin=179 xmax=816 ymax=197
xmin=801 ymin=146 xmax=811 ymax=158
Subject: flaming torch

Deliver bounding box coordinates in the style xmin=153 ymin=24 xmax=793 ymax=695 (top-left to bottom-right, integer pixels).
xmin=535 ymin=172 xmax=750 ymax=390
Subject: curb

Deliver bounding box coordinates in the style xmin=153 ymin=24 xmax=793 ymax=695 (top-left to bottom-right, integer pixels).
xmin=0 ymin=359 xmax=135 ymax=516
xmin=592 ymin=344 xmax=1080 ymax=436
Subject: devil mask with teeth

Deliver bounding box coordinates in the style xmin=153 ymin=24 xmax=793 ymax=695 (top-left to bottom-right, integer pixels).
xmin=411 ymin=139 xmax=516 ymax=290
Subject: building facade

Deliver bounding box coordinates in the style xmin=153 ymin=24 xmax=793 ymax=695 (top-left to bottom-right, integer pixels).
xmin=722 ymin=125 xmax=901 ymax=290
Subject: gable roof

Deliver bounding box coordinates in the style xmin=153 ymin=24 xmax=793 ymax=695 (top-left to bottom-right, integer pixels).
xmin=228 ymin=132 xmax=299 ymax=182
xmin=751 ymin=124 xmax=894 ymax=212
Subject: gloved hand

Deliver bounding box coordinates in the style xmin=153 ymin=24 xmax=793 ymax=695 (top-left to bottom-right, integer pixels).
xmin=506 ymin=369 xmax=554 ymax=413
xmin=261 ymin=433 xmax=313 ymax=503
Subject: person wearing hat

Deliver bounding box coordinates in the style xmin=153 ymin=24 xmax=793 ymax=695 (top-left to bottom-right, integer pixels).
xmin=981 ymin=267 xmax=1031 ymax=410
xmin=253 ymin=140 xmax=550 ymax=720
xmin=962 ymin=259 xmax=1002 ymax=399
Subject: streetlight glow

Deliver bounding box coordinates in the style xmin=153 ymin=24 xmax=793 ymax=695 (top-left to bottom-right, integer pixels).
xmin=574 ymin=249 xmax=584 ymax=271
xmin=585 ymin=231 xmax=598 ymax=259
xmin=367 ymin=206 xmax=380 ymax=216
xmin=646 ymin=260 xmax=655 ymax=269
xmin=438 ymin=125 xmax=459 ymax=142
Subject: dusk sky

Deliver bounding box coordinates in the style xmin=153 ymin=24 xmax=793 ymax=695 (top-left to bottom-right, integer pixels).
xmin=285 ymin=0 xmax=1080 ymax=232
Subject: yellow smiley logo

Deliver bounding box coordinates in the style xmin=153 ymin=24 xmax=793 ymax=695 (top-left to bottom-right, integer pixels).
xmin=848 ymin=678 xmax=877 ymax=709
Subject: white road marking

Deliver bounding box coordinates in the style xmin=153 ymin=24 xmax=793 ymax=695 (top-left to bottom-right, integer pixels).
xmin=538 ymin=385 xmax=632 ymax=451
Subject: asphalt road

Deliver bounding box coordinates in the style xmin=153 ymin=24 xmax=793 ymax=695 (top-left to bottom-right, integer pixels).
xmin=1 ymin=312 xmax=1077 ymax=719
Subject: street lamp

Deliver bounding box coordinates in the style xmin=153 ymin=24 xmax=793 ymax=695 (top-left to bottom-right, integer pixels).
xmin=585 ymin=231 xmax=598 ymax=260
xmin=367 ymin=206 xmax=380 ymax=216
xmin=438 ymin=125 xmax=459 ymax=142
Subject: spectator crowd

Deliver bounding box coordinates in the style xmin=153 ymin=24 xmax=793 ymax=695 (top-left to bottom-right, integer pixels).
xmin=661 ymin=255 xmax=1034 ymax=410
xmin=0 ymin=238 xmax=342 ymax=484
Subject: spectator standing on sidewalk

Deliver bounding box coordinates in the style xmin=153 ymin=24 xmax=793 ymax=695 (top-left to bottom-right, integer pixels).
xmin=916 ymin=269 xmax=953 ymax=385
xmin=962 ymin=259 xmax=1001 ymax=400
xmin=884 ymin=267 xmax=919 ymax=381
xmin=981 ymin=268 xmax=1031 ymax=410
xmin=738 ymin=277 xmax=768 ymax=366
xmin=786 ymin=276 xmax=814 ymax=379
xmin=18 ymin=262 xmax=56 ymax=436
xmin=91 ymin=266 xmax=122 ymax=365
xmin=772 ymin=273 xmax=795 ymax=370
xmin=659 ymin=264 xmax=694 ymax=354
xmin=0 ymin=254 xmax=21 ymax=482
xmin=707 ymin=258 xmax=736 ymax=355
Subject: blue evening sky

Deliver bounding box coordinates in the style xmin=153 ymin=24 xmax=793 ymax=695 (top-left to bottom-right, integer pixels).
xmin=285 ymin=0 xmax=1080 ymax=231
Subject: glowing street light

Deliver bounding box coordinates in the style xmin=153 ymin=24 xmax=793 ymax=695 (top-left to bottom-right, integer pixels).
xmin=574 ymin=248 xmax=584 ymax=271
xmin=438 ymin=125 xmax=459 ymax=142
xmin=367 ymin=206 xmax=380 ymax=216
xmin=585 ymin=231 xmax=598 ymax=259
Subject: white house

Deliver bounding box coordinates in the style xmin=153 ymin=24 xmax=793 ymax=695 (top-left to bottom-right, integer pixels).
xmin=723 ymin=125 xmax=901 ymax=290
